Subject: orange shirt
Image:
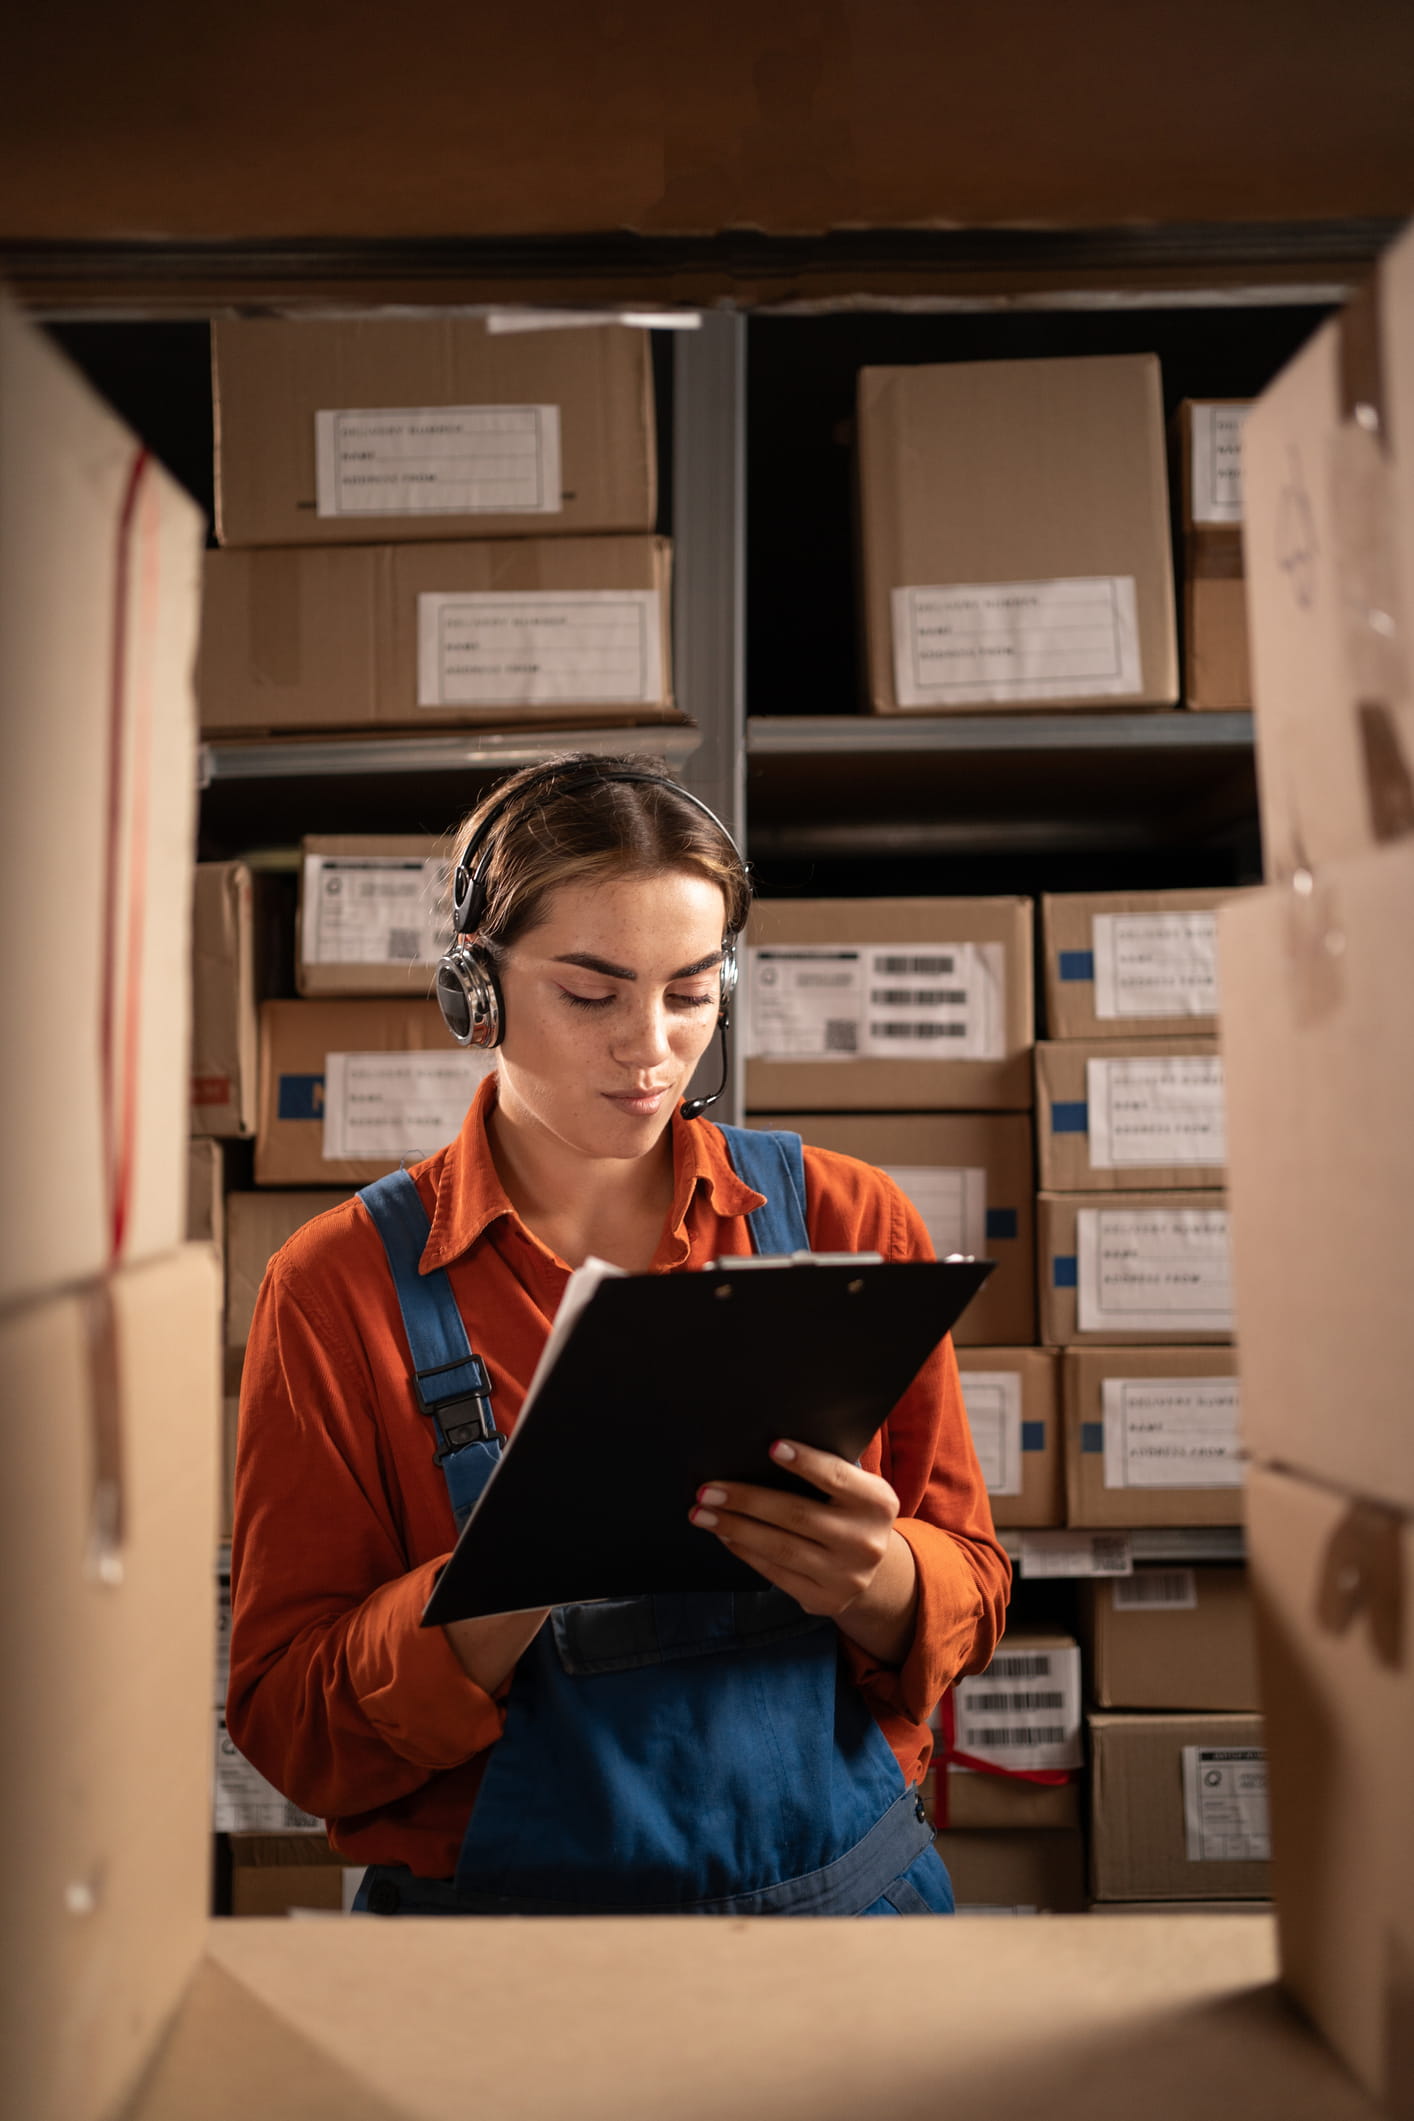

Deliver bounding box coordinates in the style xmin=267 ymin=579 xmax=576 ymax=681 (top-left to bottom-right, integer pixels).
xmin=228 ymin=1075 xmax=1011 ymax=1879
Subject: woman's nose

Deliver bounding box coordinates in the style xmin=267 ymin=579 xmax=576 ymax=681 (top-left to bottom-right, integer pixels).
xmin=611 ymin=997 xmax=674 ymax=1065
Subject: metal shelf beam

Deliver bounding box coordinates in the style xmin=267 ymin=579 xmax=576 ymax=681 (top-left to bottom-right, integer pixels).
xmin=747 ymin=713 xmax=1254 ymax=758
xmin=200 ymin=724 xmax=701 ymax=787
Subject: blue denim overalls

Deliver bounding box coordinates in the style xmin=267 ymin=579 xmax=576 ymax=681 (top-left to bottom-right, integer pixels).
xmin=350 ymin=1124 xmax=954 ymax=1919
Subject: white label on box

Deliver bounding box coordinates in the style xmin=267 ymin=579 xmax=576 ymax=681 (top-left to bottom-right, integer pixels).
xmin=957 ymin=1370 xmax=1023 ymax=1496
xmin=322 ymin=1050 xmax=496 ymax=1161
xmin=416 ymin=589 xmax=661 ymax=708
xmin=745 ymin=943 xmax=1005 ymax=1061
xmin=1019 ymin=1531 xmax=1133 ymax=1579
xmin=883 ymin=1164 xmax=987 ymax=1261
xmin=951 ymin=1643 xmax=1083 ymax=1772
xmin=1091 ymin=912 xmax=1220 ymax=1020
xmin=1190 ymin=404 xmax=1249 ymax=526
xmin=1102 ymin=1377 xmax=1243 ymax=1489
xmin=1076 ymin=1207 xmax=1233 ymax=1334
xmin=1111 ymin=1568 xmax=1199 ymax=1611
xmin=214 ymin=1713 xmax=321 ymax=1833
xmin=891 ymin=576 xmax=1142 ymax=707
xmin=303 ymin=856 xmax=452 ymax=967
xmin=1182 ymin=1746 xmax=1269 ymax=1862
xmin=1085 ymin=1055 xmax=1227 ymax=1169
xmin=314 ymin=404 xmax=562 ymax=518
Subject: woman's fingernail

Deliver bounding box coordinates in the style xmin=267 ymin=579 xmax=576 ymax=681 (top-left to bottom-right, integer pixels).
xmin=771 ymin=1440 xmax=797 ymax=1463
xmin=698 ymin=1486 xmax=727 ymax=1507
xmin=691 ymin=1507 xmax=719 ymax=1530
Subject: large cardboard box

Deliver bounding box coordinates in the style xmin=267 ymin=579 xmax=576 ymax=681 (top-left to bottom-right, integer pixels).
xmin=751 ymin=1112 xmax=1035 ymax=1344
xmin=933 ymin=1829 xmax=1088 ymax=1912
xmin=1041 ymin=887 xmax=1243 ymax=1042
xmin=191 ymin=862 xmax=259 ymax=1137
xmin=1089 ymin=1712 xmax=1270 ymax=1902
xmin=211 ymin=316 xmax=657 ymax=548
xmin=744 ymin=897 xmax=1034 ymax=1112
xmin=1219 ymin=842 xmax=1414 ymax=1510
xmin=957 ymin=1348 xmax=1062 ymax=1529
xmin=1242 ymin=223 xmax=1414 ymax=877
xmin=1176 ymin=399 xmax=1253 ymax=711
xmin=1035 ymin=1037 xmax=1226 ymax=1192
xmin=1039 ymin=1192 xmax=1234 ymax=1347
xmin=928 ymin=1768 xmax=1081 ymax=1832
xmin=297 ymin=836 xmax=451 ymax=999
xmin=1062 ymin=1348 xmax=1243 ymax=1528
xmin=256 ymin=999 xmax=496 ymax=1187
xmin=1246 ymin=1462 xmax=1414 ymax=2115
xmin=1085 ymin=1568 xmax=1260 ymax=1710
xmin=199 ymin=535 xmax=679 ymax=734
xmin=0 ymin=298 xmax=203 ymax=1306
xmin=0 ymin=1247 xmax=220 ymax=2121
xmin=857 ymin=354 xmax=1178 ymax=714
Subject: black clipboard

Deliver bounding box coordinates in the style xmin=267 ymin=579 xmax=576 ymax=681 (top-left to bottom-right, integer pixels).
xmin=421 ymin=1253 xmax=993 ymax=1625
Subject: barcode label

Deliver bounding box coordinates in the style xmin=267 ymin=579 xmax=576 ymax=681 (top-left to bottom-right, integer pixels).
xmin=871 ymin=987 xmax=969 ymax=1007
xmin=1019 ymin=1531 xmax=1133 ymax=1579
xmin=967 ymin=1725 xmax=1069 ymax=1748
xmin=870 ymin=1021 xmax=969 ymax=1039
xmin=952 ymin=1641 xmax=1083 ymax=1772
xmin=875 ymin=954 xmax=956 ymax=975
xmin=1112 ymin=1569 xmax=1198 ymax=1611
xmin=987 ymin=1652 xmax=1054 ymax=1680
xmin=744 ymin=941 xmax=1005 ymax=1062
xmin=964 ymin=1690 xmax=1065 ymax=1713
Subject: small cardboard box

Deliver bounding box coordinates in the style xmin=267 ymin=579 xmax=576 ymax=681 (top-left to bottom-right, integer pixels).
xmin=255 ymin=999 xmax=495 ymax=1187
xmin=1035 ymin=1037 xmax=1226 ymax=1191
xmin=1246 ymin=1461 xmax=1414 ymax=2115
xmin=296 ymin=836 xmax=451 ymax=999
xmin=933 ymin=1828 xmax=1088 ymax=1912
xmin=1218 ymin=843 xmax=1414 ymax=1511
xmin=1041 ymin=887 xmax=1244 ymax=1042
xmin=228 ymin=1834 xmax=354 ymax=1919
xmin=956 ymin=1348 xmax=1062 ymax=1529
xmin=928 ymin=1769 xmax=1081 ymax=1833
xmin=191 ymin=863 xmax=259 ymax=1138
xmin=1062 ymin=1347 xmax=1243 ymax=1528
xmin=1242 ymin=223 xmax=1414 ymax=877
xmin=857 ymin=354 xmax=1178 ymax=714
xmin=1039 ymin=1192 xmax=1234 ymax=1347
xmin=1084 ymin=1568 xmax=1260 ymax=1710
xmin=225 ymin=1190 xmax=354 ymax=1353
xmin=744 ymin=897 xmax=1034 ymax=1112
xmin=1176 ymin=400 xmax=1252 ymax=712
xmin=199 ymin=535 xmax=679 ymax=734
xmin=751 ymin=1112 xmax=1035 ymax=1344
xmin=211 ymin=316 xmax=657 ymax=547
xmin=1089 ymin=1712 xmax=1270 ymax=1902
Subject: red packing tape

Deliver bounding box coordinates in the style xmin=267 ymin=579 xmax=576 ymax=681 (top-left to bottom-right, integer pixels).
xmin=933 ymin=1688 xmax=1072 ymax=1827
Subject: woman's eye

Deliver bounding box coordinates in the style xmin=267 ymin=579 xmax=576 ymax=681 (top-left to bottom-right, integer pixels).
xmin=669 ymin=991 xmax=715 ymax=1011
xmin=560 ymin=989 xmax=615 ymax=1010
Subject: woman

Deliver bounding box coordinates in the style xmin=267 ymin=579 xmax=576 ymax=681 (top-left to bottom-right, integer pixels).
xmin=227 ymin=753 xmax=1010 ymax=1916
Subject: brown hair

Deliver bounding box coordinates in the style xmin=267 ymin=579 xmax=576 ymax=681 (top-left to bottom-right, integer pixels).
xmin=447 ymin=753 xmax=752 ymax=949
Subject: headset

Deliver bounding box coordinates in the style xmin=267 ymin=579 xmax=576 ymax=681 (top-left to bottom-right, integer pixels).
xmin=435 ymin=763 xmax=746 ymax=1121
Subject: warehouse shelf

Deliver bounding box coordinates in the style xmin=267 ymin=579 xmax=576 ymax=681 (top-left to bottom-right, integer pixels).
xmin=746 ymin=711 xmax=1255 ymax=757
xmin=199 ymin=723 xmax=702 ymax=787
xmin=999 ymin=1525 xmax=1246 ymax=1569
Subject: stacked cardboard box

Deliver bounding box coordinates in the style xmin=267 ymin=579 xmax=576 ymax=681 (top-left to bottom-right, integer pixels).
xmin=1175 ymin=399 xmax=1253 ymax=710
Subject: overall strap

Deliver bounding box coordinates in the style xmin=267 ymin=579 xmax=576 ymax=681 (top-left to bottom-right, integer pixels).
xmin=714 ymin=1124 xmax=810 ymax=1256
xmin=358 ymin=1171 xmax=502 ymax=1529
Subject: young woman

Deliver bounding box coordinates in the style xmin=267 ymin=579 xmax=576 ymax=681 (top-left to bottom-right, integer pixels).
xmin=227 ymin=754 xmax=1010 ymax=1917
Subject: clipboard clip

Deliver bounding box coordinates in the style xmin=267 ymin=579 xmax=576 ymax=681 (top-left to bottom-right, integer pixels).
xmin=705 ymin=1250 xmax=885 ymax=1271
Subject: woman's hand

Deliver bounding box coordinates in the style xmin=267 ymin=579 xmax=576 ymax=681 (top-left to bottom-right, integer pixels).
xmin=689 ymin=1440 xmax=919 ymax=1667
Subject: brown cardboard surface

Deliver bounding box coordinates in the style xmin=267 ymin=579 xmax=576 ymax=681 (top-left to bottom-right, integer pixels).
xmin=750 ymin=1112 xmax=1035 ymax=1344
xmin=1090 ymin=1900 xmax=1274 ymax=1915
xmin=929 ymin=1769 xmax=1080 ymax=1832
xmin=296 ymin=836 xmax=450 ymax=999
xmin=192 ymin=863 xmax=259 ymax=1137
xmin=1185 ymin=566 xmax=1252 ymax=711
xmin=0 ymin=1248 xmax=220 ymax=2121
xmin=934 ymin=1829 xmax=1088 ymax=1911
xmin=229 ymin=1833 xmax=349 ymax=1918
xmin=957 ymin=1347 xmax=1062 ymax=1529
xmin=212 ymin=318 xmax=655 ymax=548
xmin=857 ymin=355 xmax=1177 ymax=714
xmin=225 ymin=1190 xmax=354 ymax=1351
xmin=1085 ymin=1568 xmax=1260 ymax=1709
xmin=1218 ymin=845 xmax=1414 ymax=1510
xmin=199 ymin=536 xmax=679 ymax=733
xmin=1062 ymin=1347 xmax=1243 ymax=1526
xmin=1246 ymin=1462 xmax=1414 ymax=2116
xmin=745 ymin=897 xmax=1034 ymax=1112
xmin=1242 ymin=223 xmax=1414 ymax=878
xmin=1089 ymin=1712 xmax=1269 ymax=1902
xmin=1041 ymin=887 xmax=1245 ymax=1041
xmin=0 ymin=298 xmax=203 ymax=1306
xmin=1035 ymin=1036 xmax=1226 ymax=1192
xmin=186 ymin=1139 xmax=225 ymax=1270
xmin=1039 ymin=1192 xmax=1233 ymax=1348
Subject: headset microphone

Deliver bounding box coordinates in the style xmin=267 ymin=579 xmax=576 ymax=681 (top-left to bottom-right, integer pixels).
xmin=680 ymin=1018 xmax=731 ymax=1123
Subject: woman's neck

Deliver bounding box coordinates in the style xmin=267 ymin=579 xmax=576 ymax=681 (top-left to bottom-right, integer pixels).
xmin=486 ymin=1093 xmax=677 ymax=1273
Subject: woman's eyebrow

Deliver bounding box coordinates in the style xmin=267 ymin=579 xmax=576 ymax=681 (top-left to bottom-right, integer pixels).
xmin=553 ymin=949 xmax=724 ymax=982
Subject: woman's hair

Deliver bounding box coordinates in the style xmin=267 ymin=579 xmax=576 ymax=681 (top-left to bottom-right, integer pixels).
xmin=447 ymin=753 xmax=752 ymax=950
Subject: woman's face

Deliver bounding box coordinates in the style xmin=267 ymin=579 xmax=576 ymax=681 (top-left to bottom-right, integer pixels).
xmin=493 ymin=868 xmax=729 ymax=1161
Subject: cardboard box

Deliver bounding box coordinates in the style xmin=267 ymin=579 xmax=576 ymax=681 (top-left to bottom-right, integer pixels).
xmin=225 ymin=1190 xmax=354 ymax=1353
xmin=945 ymin=1631 xmax=1084 ymax=1782
xmin=229 ymin=1833 xmax=353 ymax=1918
xmin=0 ymin=1247 xmax=220 ymax=2121
xmin=1089 ymin=1901 xmax=1274 ymax=1915
xmin=957 ymin=1348 xmax=1062 ymax=1529
xmin=933 ymin=1829 xmax=1088 ymax=1912
xmin=1242 ymin=223 xmax=1414 ymax=877
xmin=1035 ymin=1037 xmax=1226 ymax=1192
xmin=1176 ymin=399 xmax=1252 ymax=712
xmin=1085 ymin=1568 xmax=1260 ymax=1710
xmin=744 ymin=897 xmax=1034 ymax=1112
xmin=1039 ymin=1192 xmax=1234 ymax=1347
xmin=1063 ymin=1348 xmax=1243 ymax=1527
xmin=1089 ymin=1712 xmax=1270 ymax=1902
xmin=211 ymin=316 xmax=657 ymax=548
xmin=1246 ymin=1461 xmax=1414 ymax=2114
xmin=297 ymin=836 xmax=451 ymax=998
xmin=928 ymin=1768 xmax=1081 ymax=1832
xmin=1041 ymin=888 xmax=1245 ymax=1042
xmin=751 ymin=1112 xmax=1035 ymax=1344
xmin=857 ymin=354 xmax=1178 ymax=714
xmin=1218 ymin=843 xmax=1414 ymax=1510
xmin=186 ymin=1138 xmax=225 ymax=1269
xmin=191 ymin=862 xmax=259 ymax=1137
xmin=0 ymin=298 xmax=203 ymax=1306
xmin=199 ymin=535 xmax=679 ymax=734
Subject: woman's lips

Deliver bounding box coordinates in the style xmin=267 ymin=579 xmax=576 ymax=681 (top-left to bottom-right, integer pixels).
xmin=603 ymin=1087 xmax=670 ymax=1114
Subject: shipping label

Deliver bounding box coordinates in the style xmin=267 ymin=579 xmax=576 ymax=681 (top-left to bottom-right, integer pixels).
xmin=1076 ymin=1207 xmax=1233 ymax=1334
xmin=951 ymin=1643 xmax=1083 ymax=1772
xmin=744 ymin=943 xmax=1005 ymax=1061
xmin=1085 ymin=1054 xmax=1227 ymax=1169
xmin=1111 ymin=1568 xmax=1199 ymax=1611
xmin=314 ymin=404 xmax=562 ymax=518
xmin=1190 ymin=404 xmax=1249 ymax=526
xmin=417 ymin=589 xmax=662 ymax=707
xmin=891 ymin=576 xmax=1142 ymax=707
xmin=1019 ymin=1530 xmax=1133 ymax=1580
xmin=322 ymin=1050 xmax=496 ymax=1162
xmin=214 ymin=1712 xmax=321 ymax=1834
xmin=882 ymin=1163 xmax=987 ymax=1261
xmin=303 ymin=855 xmax=452 ymax=968
xmin=1181 ymin=1746 xmax=1270 ymax=1862
xmin=1091 ymin=911 xmax=1220 ymax=1019
xmin=957 ymin=1370 xmax=1023 ymax=1497
xmin=1102 ymin=1376 xmax=1243 ymax=1489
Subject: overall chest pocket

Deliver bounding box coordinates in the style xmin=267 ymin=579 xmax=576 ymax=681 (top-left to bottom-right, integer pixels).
xmin=551 ymin=1587 xmax=825 ymax=1676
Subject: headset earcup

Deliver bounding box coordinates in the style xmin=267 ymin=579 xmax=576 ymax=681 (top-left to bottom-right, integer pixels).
xmin=435 ymin=945 xmax=504 ymax=1050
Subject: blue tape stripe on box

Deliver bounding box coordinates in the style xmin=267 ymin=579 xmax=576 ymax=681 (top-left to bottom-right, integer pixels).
xmin=985 ymin=1207 xmax=1018 ymax=1241
xmin=1021 ymin=1421 xmax=1046 ymax=1453
xmin=1059 ymin=949 xmax=1095 ymax=982
xmin=277 ymin=1074 xmax=325 ymax=1122
xmin=1051 ymin=1101 xmax=1089 ymax=1135
xmin=1081 ymin=1421 xmax=1104 ymax=1455
xmin=1053 ymin=1254 xmax=1078 ymax=1289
